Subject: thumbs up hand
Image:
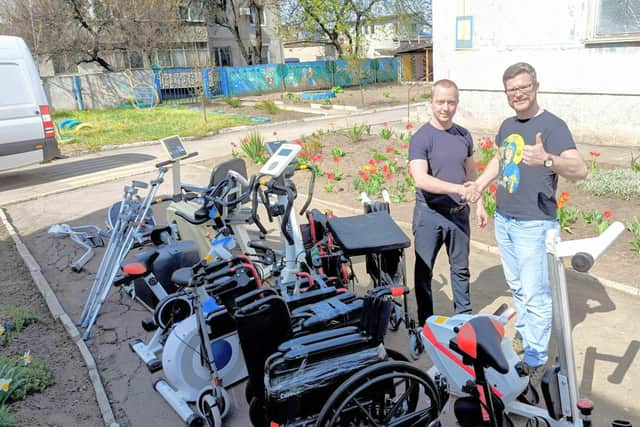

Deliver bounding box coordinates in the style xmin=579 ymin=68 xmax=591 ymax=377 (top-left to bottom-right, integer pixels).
xmin=522 ymin=132 xmax=548 ymax=166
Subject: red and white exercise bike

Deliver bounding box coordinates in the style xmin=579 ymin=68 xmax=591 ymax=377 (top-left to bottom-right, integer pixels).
xmin=421 ymin=222 xmax=629 ymax=427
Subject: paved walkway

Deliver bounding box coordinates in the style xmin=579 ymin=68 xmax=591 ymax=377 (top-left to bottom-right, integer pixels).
xmin=1 ymin=103 xmax=638 ymax=426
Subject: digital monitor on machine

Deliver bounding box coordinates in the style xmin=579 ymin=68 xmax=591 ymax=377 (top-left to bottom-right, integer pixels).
xmin=161 ymin=135 xmax=188 ymax=161
xmin=259 ymin=143 xmax=301 ymax=177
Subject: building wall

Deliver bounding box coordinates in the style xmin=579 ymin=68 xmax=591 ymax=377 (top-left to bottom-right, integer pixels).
xmin=432 ymin=0 xmax=640 ymax=146
xmin=363 ymin=22 xmax=399 ymax=57
xmin=283 ymin=45 xmax=337 ymax=62
xmin=207 ymin=6 xmax=282 ymax=66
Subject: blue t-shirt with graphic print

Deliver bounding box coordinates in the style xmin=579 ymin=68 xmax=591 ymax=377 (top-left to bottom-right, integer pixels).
xmin=495 ymin=110 xmax=576 ymax=220
xmin=409 ymin=122 xmax=473 ymax=209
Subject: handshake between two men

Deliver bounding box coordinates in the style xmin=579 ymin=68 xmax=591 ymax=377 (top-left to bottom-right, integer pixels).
xmin=459 ymin=181 xmax=483 ymax=204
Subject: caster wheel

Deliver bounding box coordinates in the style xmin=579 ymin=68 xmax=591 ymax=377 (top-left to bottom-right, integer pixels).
xmin=389 ymin=304 xmax=402 ymax=331
xmin=197 ymin=387 xmax=232 ymax=420
xmin=245 ymin=379 xmax=253 ymax=404
xmin=201 ymin=394 xmax=221 ymax=427
xmin=249 ymin=397 xmax=268 ymax=427
xmin=408 ymin=330 xmax=424 ymax=361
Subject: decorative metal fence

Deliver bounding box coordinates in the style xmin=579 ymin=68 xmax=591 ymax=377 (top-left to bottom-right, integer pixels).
xmin=152 ymin=57 xmax=399 ymax=102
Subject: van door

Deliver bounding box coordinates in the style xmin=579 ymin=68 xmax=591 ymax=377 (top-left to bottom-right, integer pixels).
xmin=0 ymin=59 xmax=47 ymax=169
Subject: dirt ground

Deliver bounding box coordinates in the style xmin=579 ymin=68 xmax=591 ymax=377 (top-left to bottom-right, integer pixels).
xmin=0 ymin=223 xmax=102 ymax=427
xmin=244 ymin=81 xmax=430 ymax=109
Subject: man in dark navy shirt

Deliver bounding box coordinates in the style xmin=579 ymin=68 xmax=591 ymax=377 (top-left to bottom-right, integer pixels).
xmin=409 ymin=79 xmax=487 ymax=327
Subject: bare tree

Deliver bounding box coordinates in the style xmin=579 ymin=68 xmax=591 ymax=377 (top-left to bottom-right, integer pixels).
xmin=0 ymin=0 xmax=186 ymax=71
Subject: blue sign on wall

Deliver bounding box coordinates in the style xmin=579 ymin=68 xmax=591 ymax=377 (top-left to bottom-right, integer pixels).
xmin=456 ymin=16 xmax=473 ymax=49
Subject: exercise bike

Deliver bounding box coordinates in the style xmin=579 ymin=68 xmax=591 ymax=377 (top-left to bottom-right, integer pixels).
xmin=153 ymin=254 xmax=264 ymax=427
xmin=422 ymin=222 xmax=628 ymax=426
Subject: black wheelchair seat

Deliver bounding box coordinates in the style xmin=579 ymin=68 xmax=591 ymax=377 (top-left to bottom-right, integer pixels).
xmin=327 ymin=211 xmax=410 ymax=256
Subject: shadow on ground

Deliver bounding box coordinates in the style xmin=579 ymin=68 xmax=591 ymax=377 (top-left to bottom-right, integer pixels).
xmin=0 ymin=153 xmax=156 ymax=192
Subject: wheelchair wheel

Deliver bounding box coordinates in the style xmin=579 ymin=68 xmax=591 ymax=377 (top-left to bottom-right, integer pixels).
xmin=316 ymin=360 xmax=440 ymax=426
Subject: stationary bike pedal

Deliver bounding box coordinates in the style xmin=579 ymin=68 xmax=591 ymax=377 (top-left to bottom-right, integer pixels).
xmin=516 ymin=381 xmax=540 ymax=405
xmin=87 ymin=235 xmax=105 ymax=248
xmin=461 ymin=379 xmax=477 ymax=395
xmin=141 ymin=317 xmax=158 ymax=332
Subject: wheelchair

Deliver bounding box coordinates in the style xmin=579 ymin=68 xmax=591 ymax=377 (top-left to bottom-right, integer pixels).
xmin=233 ymin=285 xmax=442 ymax=427
xmin=326 ymin=209 xmax=425 ymax=359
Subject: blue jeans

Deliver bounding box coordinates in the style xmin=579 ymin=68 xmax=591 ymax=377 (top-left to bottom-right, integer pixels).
xmin=494 ymin=212 xmax=559 ymax=367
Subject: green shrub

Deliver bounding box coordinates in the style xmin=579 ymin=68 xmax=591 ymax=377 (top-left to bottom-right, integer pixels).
xmin=223 ymin=97 xmax=242 ymax=108
xmin=0 ymin=355 xmax=54 ymax=403
xmin=255 ymin=100 xmax=281 ymax=114
xmin=239 ymin=131 xmax=267 ymax=164
xmin=0 ymin=404 xmax=16 ymax=426
xmin=576 ymin=168 xmax=640 ymax=199
xmin=345 ymin=123 xmax=369 ymax=143
xmin=0 ymin=306 xmax=38 ymax=345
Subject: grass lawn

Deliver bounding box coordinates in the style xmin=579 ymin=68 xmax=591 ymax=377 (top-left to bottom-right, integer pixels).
xmin=53 ymin=105 xmax=253 ymax=152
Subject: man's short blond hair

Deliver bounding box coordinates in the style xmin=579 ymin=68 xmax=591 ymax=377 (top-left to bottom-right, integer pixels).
xmin=431 ymin=79 xmax=459 ymax=98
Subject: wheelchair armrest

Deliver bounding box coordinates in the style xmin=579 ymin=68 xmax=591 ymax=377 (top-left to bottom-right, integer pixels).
xmin=277 ymin=326 xmax=358 ymax=353
xmin=181 ymin=183 xmax=208 ymax=194
xmin=233 ymin=288 xmax=278 ymax=310
xmin=285 ymin=286 xmax=338 ymax=310
xmin=282 ymin=333 xmax=371 ymax=361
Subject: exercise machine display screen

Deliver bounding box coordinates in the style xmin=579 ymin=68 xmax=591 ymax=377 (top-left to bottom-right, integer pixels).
xmin=259 ymin=143 xmax=301 ymax=177
xmin=161 ymin=135 xmax=188 ymax=161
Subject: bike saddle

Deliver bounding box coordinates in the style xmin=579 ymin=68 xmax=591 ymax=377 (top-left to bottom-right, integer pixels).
xmin=171 ymin=266 xmax=193 ymax=287
xmin=121 ymin=250 xmax=160 ymax=278
xmin=450 ymin=316 xmax=510 ymax=374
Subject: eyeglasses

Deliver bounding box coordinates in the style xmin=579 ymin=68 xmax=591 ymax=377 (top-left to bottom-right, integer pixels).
xmin=505 ymin=83 xmax=535 ymax=96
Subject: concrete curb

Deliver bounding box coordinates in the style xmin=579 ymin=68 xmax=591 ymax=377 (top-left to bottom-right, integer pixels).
xmin=308 ymin=195 xmax=638 ymax=297
xmin=0 ymin=208 xmax=119 ymax=427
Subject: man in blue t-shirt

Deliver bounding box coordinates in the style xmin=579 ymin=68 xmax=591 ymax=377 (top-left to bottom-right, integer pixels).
xmin=409 ymin=79 xmax=487 ymax=327
xmin=474 ymin=62 xmax=588 ymax=381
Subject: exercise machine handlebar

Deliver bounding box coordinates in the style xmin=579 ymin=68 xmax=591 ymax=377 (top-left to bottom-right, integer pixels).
xmin=552 ymin=221 xmax=625 ymax=272
xmin=155 ymin=151 xmax=198 ymax=169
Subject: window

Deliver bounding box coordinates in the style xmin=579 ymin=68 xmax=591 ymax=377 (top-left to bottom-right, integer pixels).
xmin=212 ymin=47 xmax=232 ymax=66
xmin=249 ymin=7 xmax=267 ymax=26
xmin=260 ymin=45 xmax=270 ymax=63
xmin=52 ymin=54 xmax=78 ymax=75
xmin=180 ymin=0 xmax=204 ymax=23
xmin=588 ymin=0 xmax=640 ymax=42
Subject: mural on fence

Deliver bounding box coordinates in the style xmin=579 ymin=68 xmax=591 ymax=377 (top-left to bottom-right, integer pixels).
xmin=226 ymin=64 xmax=283 ymax=96
xmin=46 ymin=58 xmax=398 ymax=110
xmin=376 ymin=57 xmax=397 ymax=82
xmin=283 ymin=61 xmax=333 ymax=92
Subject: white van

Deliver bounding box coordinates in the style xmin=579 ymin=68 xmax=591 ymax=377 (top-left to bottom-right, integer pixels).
xmin=0 ymin=35 xmax=59 ymax=171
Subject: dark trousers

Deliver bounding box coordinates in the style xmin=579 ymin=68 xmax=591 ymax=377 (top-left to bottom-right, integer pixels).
xmin=412 ymin=203 xmax=471 ymax=326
